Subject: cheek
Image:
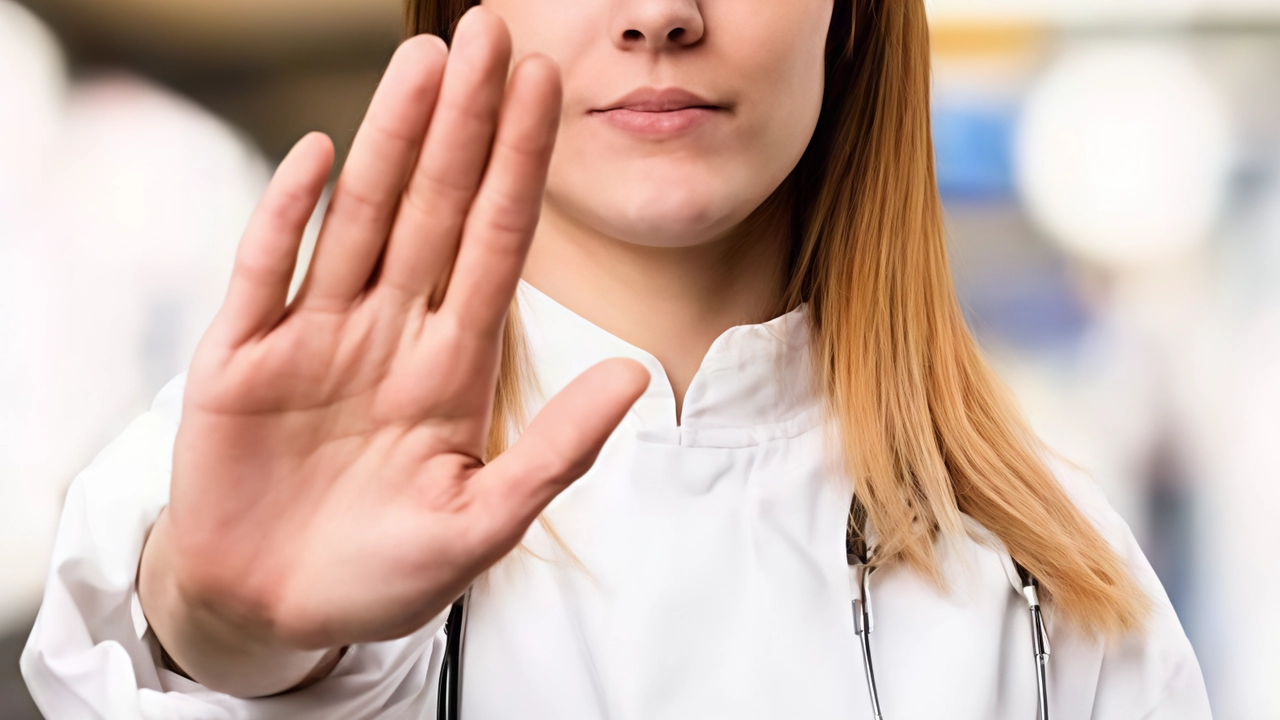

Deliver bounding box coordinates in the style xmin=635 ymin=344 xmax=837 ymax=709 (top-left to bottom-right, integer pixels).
xmin=484 ymin=0 xmax=604 ymax=68
xmin=729 ymin=3 xmax=831 ymax=167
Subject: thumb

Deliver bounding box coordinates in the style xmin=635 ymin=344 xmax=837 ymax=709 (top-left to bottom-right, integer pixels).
xmin=473 ymin=358 xmax=649 ymax=532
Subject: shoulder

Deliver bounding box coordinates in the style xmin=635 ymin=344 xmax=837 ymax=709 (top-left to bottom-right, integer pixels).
xmin=1046 ymin=456 xmax=1134 ymax=551
xmin=1043 ymin=457 xmax=1213 ymax=718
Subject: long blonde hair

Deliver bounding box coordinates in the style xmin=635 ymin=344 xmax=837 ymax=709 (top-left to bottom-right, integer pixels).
xmin=407 ymin=0 xmax=1148 ymax=638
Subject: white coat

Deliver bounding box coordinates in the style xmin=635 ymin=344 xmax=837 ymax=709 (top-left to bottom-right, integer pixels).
xmin=22 ymin=282 xmax=1212 ymax=719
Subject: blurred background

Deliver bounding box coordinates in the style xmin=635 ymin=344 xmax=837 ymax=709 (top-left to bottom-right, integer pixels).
xmin=0 ymin=0 xmax=1277 ymax=716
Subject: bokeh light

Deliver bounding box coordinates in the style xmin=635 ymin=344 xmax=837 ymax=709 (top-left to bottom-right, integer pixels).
xmin=1016 ymin=42 xmax=1232 ymax=267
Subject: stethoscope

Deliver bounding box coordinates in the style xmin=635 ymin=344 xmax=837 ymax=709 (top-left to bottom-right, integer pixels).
xmin=436 ymin=510 xmax=1052 ymax=720
xmin=845 ymin=525 xmax=1052 ymax=720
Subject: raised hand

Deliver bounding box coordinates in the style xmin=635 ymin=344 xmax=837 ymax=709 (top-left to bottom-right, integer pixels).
xmin=138 ymin=8 xmax=648 ymax=697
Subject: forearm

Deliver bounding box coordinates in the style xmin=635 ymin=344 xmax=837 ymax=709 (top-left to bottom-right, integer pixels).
xmin=138 ymin=511 xmax=342 ymax=698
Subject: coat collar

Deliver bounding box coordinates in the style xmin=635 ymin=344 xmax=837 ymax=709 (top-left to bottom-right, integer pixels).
xmin=516 ymin=281 xmax=821 ymax=448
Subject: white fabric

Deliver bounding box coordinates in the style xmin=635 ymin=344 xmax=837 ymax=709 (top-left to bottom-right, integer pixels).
xmin=22 ymin=281 xmax=1211 ymax=719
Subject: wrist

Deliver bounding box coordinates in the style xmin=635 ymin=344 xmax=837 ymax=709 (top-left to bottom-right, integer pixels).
xmin=138 ymin=510 xmax=339 ymax=697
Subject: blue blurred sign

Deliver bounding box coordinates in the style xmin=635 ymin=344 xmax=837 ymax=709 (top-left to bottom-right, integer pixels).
xmin=933 ymin=101 xmax=1018 ymax=202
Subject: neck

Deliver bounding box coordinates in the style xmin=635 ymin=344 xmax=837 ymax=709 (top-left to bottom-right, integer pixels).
xmin=522 ymin=200 xmax=790 ymax=422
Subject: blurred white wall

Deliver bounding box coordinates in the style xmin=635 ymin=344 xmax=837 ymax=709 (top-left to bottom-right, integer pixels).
xmin=929 ymin=0 xmax=1280 ymax=23
xmin=0 ymin=0 xmax=269 ymax=633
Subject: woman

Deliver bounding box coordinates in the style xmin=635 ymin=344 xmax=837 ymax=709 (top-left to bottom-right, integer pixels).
xmin=23 ymin=0 xmax=1210 ymax=717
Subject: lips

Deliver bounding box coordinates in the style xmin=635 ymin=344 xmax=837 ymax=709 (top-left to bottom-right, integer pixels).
xmin=591 ymin=87 xmax=725 ymax=137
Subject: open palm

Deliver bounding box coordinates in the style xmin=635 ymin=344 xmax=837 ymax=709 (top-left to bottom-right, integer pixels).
xmin=143 ymin=7 xmax=647 ymax=691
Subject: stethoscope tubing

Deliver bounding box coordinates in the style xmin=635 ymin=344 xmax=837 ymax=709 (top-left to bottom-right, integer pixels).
xmin=437 ymin=595 xmax=468 ymax=720
xmin=1031 ymin=603 xmax=1051 ymax=720
xmin=437 ymin=562 xmax=1051 ymax=720
xmin=853 ymin=564 xmax=884 ymax=720
xmin=1019 ymin=565 xmax=1052 ymax=720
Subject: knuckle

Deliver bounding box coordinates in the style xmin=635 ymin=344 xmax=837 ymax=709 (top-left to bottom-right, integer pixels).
xmin=266 ymin=182 xmax=317 ymax=219
xmin=365 ymin=114 xmax=422 ymax=154
xmin=472 ymin=192 xmax=537 ymax=241
xmin=407 ymin=167 xmax=476 ymax=216
xmin=497 ymin=123 xmax=555 ymax=161
xmin=329 ymin=181 xmax=387 ymax=225
xmin=233 ymin=249 xmax=283 ymax=285
xmin=468 ymin=499 xmax=529 ymax=556
xmin=433 ymin=96 xmax=502 ymax=149
xmin=528 ymin=444 xmax=579 ymax=488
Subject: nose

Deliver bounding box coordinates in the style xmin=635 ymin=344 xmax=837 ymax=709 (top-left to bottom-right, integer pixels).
xmin=611 ymin=0 xmax=705 ymax=51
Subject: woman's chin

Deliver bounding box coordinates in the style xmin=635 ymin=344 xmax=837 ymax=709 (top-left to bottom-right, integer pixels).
xmin=609 ymin=208 xmax=740 ymax=249
xmin=552 ymin=184 xmax=754 ymax=249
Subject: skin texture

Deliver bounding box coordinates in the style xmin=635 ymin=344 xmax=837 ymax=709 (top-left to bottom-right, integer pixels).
xmin=139 ymin=0 xmax=832 ymax=698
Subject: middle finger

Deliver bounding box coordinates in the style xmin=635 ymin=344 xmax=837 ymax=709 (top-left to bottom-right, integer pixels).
xmin=295 ymin=34 xmax=448 ymax=310
xmin=377 ymin=7 xmax=514 ymax=304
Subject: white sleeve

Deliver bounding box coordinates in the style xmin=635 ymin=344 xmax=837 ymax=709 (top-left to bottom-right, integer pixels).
xmin=20 ymin=375 xmax=448 ymax=720
xmin=1050 ymin=460 xmax=1214 ymax=720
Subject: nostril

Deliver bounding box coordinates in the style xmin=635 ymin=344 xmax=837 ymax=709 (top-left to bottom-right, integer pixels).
xmin=622 ymin=29 xmax=643 ymax=42
xmin=669 ymin=28 xmax=685 ymax=42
